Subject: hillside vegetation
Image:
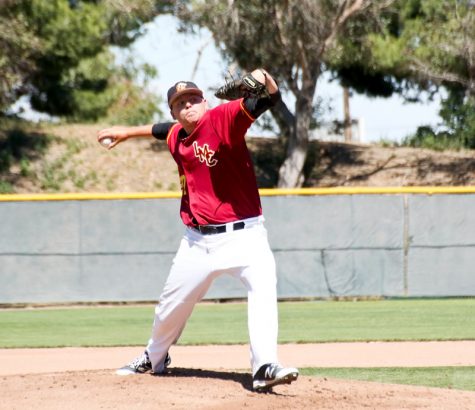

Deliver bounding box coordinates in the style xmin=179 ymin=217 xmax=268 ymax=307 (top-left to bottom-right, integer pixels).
xmin=1 ymin=122 xmax=475 ymax=194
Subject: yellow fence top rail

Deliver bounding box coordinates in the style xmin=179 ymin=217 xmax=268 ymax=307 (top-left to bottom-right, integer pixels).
xmin=1 ymin=186 xmax=475 ymax=202
xmin=259 ymin=186 xmax=475 ymax=196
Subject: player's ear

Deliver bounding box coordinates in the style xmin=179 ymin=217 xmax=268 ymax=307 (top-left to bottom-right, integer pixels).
xmin=170 ymin=109 xmax=176 ymax=120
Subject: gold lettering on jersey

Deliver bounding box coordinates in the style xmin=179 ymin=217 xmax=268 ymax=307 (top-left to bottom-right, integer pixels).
xmin=193 ymin=141 xmax=218 ymax=167
xmin=180 ymin=174 xmax=187 ymax=195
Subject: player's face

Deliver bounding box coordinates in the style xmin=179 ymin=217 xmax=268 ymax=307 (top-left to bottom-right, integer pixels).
xmin=171 ymin=93 xmax=207 ymax=132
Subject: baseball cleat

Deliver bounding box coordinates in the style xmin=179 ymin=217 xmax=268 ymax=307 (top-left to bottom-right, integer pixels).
xmin=252 ymin=363 xmax=299 ymax=391
xmin=116 ymin=351 xmax=171 ymax=375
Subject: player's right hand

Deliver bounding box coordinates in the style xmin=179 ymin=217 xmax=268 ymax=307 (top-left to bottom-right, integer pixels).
xmin=97 ymin=127 xmax=130 ymax=149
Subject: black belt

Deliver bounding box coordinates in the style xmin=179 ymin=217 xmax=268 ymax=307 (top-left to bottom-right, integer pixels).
xmin=193 ymin=221 xmax=245 ymax=235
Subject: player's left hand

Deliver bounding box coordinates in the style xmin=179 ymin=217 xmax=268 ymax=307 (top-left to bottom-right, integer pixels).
xmin=215 ymin=72 xmax=268 ymax=101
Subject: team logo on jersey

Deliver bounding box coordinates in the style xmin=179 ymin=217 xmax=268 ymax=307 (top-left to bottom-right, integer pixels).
xmin=180 ymin=174 xmax=187 ymax=195
xmin=193 ymin=141 xmax=218 ymax=167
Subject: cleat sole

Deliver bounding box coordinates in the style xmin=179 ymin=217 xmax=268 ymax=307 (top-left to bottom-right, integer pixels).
xmin=253 ymin=371 xmax=299 ymax=391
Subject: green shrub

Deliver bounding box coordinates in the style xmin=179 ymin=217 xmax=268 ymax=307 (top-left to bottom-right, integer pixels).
xmin=402 ymin=126 xmax=467 ymax=151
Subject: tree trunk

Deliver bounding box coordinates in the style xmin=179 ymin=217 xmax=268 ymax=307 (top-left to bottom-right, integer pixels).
xmin=277 ymin=77 xmax=317 ymax=188
xmin=278 ymin=93 xmax=313 ymax=188
xmin=277 ymin=119 xmax=309 ymax=187
xmin=270 ymin=99 xmax=295 ymax=149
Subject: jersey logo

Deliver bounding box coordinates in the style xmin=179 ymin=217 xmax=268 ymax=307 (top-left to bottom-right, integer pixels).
xmin=193 ymin=141 xmax=218 ymax=167
xmin=180 ymin=174 xmax=187 ymax=196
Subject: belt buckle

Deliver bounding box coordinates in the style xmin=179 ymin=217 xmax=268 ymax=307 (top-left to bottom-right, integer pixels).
xmin=197 ymin=222 xmax=244 ymax=235
xmin=199 ymin=225 xmax=219 ymax=235
xmin=208 ymin=226 xmax=220 ymax=234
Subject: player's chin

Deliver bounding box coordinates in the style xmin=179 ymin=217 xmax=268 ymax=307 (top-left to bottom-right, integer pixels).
xmin=185 ymin=111 xmax=198 ymax=120
xmin=183 ymin=116 xmax=200 ymax=127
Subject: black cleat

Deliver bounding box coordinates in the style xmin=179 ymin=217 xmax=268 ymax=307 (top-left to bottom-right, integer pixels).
xmin=116 ymin=351 xmax=171 ymax=375
xmin=252 ymin=363 xmax=299 ymax=391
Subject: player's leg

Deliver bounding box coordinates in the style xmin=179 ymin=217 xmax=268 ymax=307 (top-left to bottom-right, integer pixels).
xmin=117 ymin=232 xmax=215 ymax=374
xmin=238 ymin=225 xmax=279 ymax=372
xmin=146 ymin=232 xmax=219 ymax=373
xmin=146 ymin=264 xmax=215 ymax=372
xmin=237 ymin=224 xmax=299 ymax=390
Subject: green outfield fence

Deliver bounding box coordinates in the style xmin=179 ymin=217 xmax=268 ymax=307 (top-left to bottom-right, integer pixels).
xmin=1 ymin=186 xmax=475 ymax=304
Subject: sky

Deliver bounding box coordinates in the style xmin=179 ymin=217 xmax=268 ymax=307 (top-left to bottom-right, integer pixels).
xmin=128 ymin=15 xmax=443 ymax=143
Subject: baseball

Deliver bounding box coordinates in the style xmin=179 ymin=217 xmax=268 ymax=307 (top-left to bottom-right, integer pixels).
xmin=100 ymin=137 xmax=113 ymax=147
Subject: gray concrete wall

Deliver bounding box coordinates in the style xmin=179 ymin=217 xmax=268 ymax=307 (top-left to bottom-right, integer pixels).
xmin=1 ymin=193 xmax=474 ymax=303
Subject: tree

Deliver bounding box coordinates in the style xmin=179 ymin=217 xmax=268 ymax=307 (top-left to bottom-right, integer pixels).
xmin=398 ymin=0 xmax=475 ymax=97
xmin=178 ymin=0 xmax=396 ymax=187
xmin=398 ymin=0 xmax=475 ymax=148
xmin=0 ymin=1 xmax=42 ymax=112
xmin=0 ymin=0 xmax=172 ymax=122
xmin=347 ymin=0 xmax=475 ymax=148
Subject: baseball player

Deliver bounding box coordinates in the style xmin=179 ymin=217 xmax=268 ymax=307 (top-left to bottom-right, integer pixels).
xmin=97 ymin=68 xmax=298 ymax=391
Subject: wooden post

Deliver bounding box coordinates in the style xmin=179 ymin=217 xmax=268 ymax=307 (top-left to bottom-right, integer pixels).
xmin=343 ymin=86 xmax=352 ymax=142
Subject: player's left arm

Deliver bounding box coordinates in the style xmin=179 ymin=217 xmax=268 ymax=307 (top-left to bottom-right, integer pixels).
xmin=249 ymin=69 xmax=279 ymax=95
xmin=211 ymin=68 xmax=281 ymax=143
xmin=243 ymin=69 xmax=281 ymax=119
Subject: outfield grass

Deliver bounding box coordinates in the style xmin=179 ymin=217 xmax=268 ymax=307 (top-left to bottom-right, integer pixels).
xmin=301 ymin=366 xmax=475 ymax=392
xmin=0 ymin=298 xmax=474 ymax=348
xmin=1 ymin=299 xmax=474 ymax=391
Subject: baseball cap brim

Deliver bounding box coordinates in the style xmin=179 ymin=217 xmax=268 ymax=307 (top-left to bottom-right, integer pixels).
xmin=168 ymin=88 xmax=203 ymax=108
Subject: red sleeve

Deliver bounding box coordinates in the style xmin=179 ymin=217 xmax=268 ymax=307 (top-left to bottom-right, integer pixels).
xmin=210 ymin=99 xmax=255 ymax=145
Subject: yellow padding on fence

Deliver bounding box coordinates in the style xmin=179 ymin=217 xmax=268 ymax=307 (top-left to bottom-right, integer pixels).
xmin=259 ymin=186 xmax=475 ymax=196
xmin=1 ymin=186 xmax=475 ymax=202
xmin=0 ymin=192 xmax=181 ymax=202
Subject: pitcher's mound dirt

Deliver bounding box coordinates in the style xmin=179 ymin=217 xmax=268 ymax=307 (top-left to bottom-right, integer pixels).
xmin=0 ymin=341 xmax=475 ymax=410
xmin=2 ymin=368 xmax=475 ymax=410
xmin=2 ymin=343 xmax=475 ymax=409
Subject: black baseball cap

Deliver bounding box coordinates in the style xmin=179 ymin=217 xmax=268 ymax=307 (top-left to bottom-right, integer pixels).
xmin=167 ymin=81 xmax=203 ymax=108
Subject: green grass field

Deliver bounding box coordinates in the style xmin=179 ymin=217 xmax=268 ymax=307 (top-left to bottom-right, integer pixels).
xmin=1 ymin=299 xmax=473 ymax=348
xmin=301 ymin=366 xmax=475 ymax=392
xmin=1 ymin=298 xmax=474 ymax=391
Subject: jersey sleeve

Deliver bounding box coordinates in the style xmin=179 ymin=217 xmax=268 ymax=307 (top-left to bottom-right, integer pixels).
xmin=210 ymin=99 xmax=255 ymax=145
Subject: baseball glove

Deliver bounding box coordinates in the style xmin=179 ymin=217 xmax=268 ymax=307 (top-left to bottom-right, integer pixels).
xmin=215 ymin=72 xmax=268 ymax=101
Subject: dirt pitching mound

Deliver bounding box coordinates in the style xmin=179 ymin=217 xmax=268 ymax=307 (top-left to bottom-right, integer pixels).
xmin=2 ymin=368 xmax=475 ymax=410
xmin=2 ymin=343 xmax=475 ymax=409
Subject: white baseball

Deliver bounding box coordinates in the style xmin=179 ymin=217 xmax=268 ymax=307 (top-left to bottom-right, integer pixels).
xmin=101 ymin=137 xmax=113 ymax=147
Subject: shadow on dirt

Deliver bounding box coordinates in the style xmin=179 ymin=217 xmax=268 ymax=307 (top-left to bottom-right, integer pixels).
xmin=250 ymin=140 xmax=370 ymax=187
xmin=248 ymin=139 xmax=285 ymax=188
xmin=0 ymin=121 xmax=53 ymax=192
xmin=304 ymin=142 xmax=369 ymax=187
xmin=258 ymin=139 xmax=475 ymax=187
xmin=415 ymin=156 xmax=475 ymax=185
xmin=160 ymin=367 xmax=254 ymax=391
xmin=0 ymin=127 xmax=51 ymax=171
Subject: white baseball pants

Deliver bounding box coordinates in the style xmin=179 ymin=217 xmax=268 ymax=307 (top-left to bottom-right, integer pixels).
xmin=145 ymin=216 xmax=278 ymax=375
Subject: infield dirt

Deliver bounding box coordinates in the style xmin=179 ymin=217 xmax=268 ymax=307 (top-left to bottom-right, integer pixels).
xmin=1 ymin=342 xmax=475 ymax=409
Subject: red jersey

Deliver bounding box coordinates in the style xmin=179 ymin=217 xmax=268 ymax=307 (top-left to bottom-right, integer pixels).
xmin=166 ymin=99 xmax=262 ymax=226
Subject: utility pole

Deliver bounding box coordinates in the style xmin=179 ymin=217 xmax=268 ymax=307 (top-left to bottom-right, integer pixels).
xmin=343 ymin=86 xmax=352 ymax=142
